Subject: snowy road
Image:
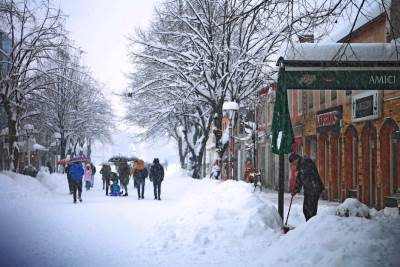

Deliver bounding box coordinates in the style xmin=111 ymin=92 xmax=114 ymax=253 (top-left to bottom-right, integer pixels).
xmin=0 ymin=167 xmax=399 ymax=267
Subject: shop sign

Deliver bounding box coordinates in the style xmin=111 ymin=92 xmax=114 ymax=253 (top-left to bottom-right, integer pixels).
xmin=285 ymin=70 xmax=400 ymax=90
xmin=352 ymin=90 xmax=381 ymax=122
xmin=316 ymin=106 xmax=342 ymax=133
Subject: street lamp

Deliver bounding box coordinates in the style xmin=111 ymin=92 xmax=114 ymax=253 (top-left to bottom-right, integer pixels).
xmin=23 ymin=124 xmax=35 ymax=166
xmin=222 ymin=101 xmax=239 ymax=180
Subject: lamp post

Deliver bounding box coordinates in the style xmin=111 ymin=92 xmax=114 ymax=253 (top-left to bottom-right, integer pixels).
xmin=23 ymin=124 xmax=35 ymax=166
xmin=222 ymin=101 xmax=239 ymax=180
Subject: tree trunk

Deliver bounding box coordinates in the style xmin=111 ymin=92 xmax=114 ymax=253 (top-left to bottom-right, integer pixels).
xmin=4 ymin=102 xmax=19 ymax=171
xmin=177 ymin=137 xmax=186 ymax=169
xmin=87 ymin=138 xmax=92 ymax=159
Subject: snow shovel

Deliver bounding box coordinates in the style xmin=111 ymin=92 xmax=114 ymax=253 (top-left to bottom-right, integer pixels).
xmin=283 ymin=195 xmax=295 ymax=234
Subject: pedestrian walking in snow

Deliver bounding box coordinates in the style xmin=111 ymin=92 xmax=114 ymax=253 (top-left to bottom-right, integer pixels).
xmin=117 ymin=162 xmax=130 ymax=196
xmin=100 ymin=163 xmax=112 ymax=195
xmin=69 ymin=162 xmax=84 ymax=203
xmin=84 ymin=164 xmax=92 ymax=191
xmin=209 ymin=160 xmax=221 ymax=179
xmin=149 ymin=158 xmax=164 ymax=200
xmin=289 ymin=153 xmax=325 ymax=221
xmin=46 ymin=162 xmax=53 ymax=174
xmin=244 ymin=159 xmax=255 ymax=183
xmin=65 ymin=163 xmax=74 ymax=194
xmin=130 ymin=159 xmax=148 ymax=199
xmin=90 ymin=162 xmax=96 ymax=188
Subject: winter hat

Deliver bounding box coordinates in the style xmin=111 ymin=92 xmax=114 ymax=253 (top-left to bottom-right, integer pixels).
xmin=289 ymin=153 xmax=300 ymax=163
xmin=153 ymin=158 xmax=159 ymax=164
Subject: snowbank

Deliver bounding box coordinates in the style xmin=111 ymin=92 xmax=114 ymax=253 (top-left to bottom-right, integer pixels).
xmin=0 ymin=170 xmax=68 ymax=200
xmin=0 ymin=171 xmax=51 ymax=200
xmin=336 ymin=198 xmax=370 ymax=218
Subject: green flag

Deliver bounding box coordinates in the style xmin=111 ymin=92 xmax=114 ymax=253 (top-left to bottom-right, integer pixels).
xmin=271 ymin=70 xmax=294 ymax=155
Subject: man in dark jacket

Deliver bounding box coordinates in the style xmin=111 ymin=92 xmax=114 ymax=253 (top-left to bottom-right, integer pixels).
xmin=117 ymin=162 xmax=130 ymax=196
xmin=149 ymin=158 xmax=165 ymax=200
xmin=289 ymin=153 xmax=324 ymax=221
xmin=90 ymin=162 xmax=96 ymax=188
xmin=65 ymin=163 xmax=73 ymax=194
xmin=69 ymin=162 xmax=84 ymax=204
xmin=100 ymin=164 xmax=112 ymax=195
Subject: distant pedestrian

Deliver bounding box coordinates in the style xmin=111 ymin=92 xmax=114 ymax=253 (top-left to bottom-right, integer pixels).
xmin=69 ymin=162 xmax=84 ymax=203
xmin=46 ymin=162 xmax=53 ymax=174
xmin=163 ymin=160 xmax=169 ymax=171
xmin=90 ymin=162 xmax=96 ymax=188
xmin=100 ymin=163 xmax=112 ymax=195
xmin=130 ymin=159 xmax=148 ymax=199
xmin=244 ymin=159 xmax=255 ymax=183
xmin=209 ymin=160 xmax=220 ymax=179
xmin=289 ymin=153 xmax=324 ymax=221
xmin=149 ymin=158 xmax=164 ymax=200
xmin=83 ymin=163 xmax=92 ymax=191
xmin=117 ymin=162 xmax=130 ymax=196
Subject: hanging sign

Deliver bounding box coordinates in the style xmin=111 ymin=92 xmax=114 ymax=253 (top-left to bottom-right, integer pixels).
xmin=316 ymin=106 xmax=343 ymax=133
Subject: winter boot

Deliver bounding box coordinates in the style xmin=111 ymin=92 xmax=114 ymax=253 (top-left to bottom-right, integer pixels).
xmin=73 ymin=199 xmax=77 ymax=204
xmin=158 ymin=197 xmax=161 ymax=200
xmin=79 ymin=198 xmax=82 ymax=202
xmin=123 ymin=192 xmax=128 ymax=197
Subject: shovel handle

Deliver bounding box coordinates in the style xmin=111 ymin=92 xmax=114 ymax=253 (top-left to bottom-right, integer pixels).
xmin=285 ymin=195 xmax=294 ymax=226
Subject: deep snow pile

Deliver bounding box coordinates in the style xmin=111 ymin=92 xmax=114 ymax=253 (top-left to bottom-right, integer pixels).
xmin=0 ymin=168 xmax=399 ymax=267
xmin=336 ymin=197 xmax=370 ymax=218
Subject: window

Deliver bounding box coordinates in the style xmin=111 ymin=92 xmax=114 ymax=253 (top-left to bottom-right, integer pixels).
xmin=307 ymin=91 xmax=313 ymax=112
xmin=298 ymin=90 xmax=303 ymax=115
xmin=331 ymin=90 xmax=337 ymax=101
xmin=346 ymin=90 xmax=352 ymax=96
xmin=320 ymin=90 xmax=325 ymax=105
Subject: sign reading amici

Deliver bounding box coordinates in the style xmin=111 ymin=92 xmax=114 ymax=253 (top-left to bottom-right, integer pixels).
xmin=316 ymin=106 xmax=343 ymax=133
xmin=284 ymin=70 xmax=400 ymax=90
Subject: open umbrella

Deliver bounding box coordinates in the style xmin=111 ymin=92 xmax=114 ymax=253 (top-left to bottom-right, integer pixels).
xmin=108 ymin=156 xmax=138 ymax=163
xmin=57 ymin=159 xmax=69 ymax=165
xmin=69 ymin=156 xmax=89 ymax=163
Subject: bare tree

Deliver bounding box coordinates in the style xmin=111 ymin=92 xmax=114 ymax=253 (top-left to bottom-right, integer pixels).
xmin=0 ymin=0 xmax=66 ymax=170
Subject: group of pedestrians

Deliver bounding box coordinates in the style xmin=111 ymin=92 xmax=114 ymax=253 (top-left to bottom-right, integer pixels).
xmin=99 ymin=158 xmax=165 ymax=200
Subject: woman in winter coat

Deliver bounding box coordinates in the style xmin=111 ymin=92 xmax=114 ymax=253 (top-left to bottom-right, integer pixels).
xmin=130 ymin=159 xmax=148 ymax=199
xmin=83 ymin=163 xmax=92 ymax=191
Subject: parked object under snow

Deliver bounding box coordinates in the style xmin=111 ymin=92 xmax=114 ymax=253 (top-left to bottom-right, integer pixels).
xmin=336 ymin=198 xmax=370 ymax=218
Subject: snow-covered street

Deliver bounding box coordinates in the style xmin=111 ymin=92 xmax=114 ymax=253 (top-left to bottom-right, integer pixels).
xmin=0 ymin=166 xmax=399 ymax=267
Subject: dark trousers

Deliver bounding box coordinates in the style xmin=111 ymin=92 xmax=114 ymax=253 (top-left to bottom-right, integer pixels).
xmin=303 ymin=192 xmax=320 ymax=221
xmin=137 ymin=182 xmax=145 ymax=198
xmin=67 ymin=177 xmax=73 ymax=193
xmin=71 ymin=180 xmax=82 ymax=202
xmin=153 ymin=181 xmax=161 ymax=199
xmin=105 ymin=179 xmax=110 ymax=195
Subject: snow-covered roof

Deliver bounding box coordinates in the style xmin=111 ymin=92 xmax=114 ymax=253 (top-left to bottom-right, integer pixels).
xmin=33 ymin=143 xmax=48 ymax=151
xmin=322 ymin=0 xmax=390 ymax=43
xmin=0 ymin=127 xmax=8 ymax=135
xmin=52 ymin=132 xmax=61 ymax=139
xmin=282 ymin=41 xmax=400 ymax=63
xmin=222 ymin=101 xmax=239 ymax=111
xmin=23 ymin=124 xmax=34 ymax=130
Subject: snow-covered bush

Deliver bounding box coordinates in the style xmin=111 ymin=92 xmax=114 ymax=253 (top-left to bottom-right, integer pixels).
xmin=22 ymin=165 xmax=38 ymax=178
xmin=336 ymin=198 xmax=370 ymax=218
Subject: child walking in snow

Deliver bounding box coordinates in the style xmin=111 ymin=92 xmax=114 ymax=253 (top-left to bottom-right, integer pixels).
xmin=84 ymin=164 xmax=92 ymax=191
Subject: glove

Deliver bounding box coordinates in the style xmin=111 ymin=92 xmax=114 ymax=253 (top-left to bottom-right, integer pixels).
xmin=291 ymin=191 xmax=296 ymax=196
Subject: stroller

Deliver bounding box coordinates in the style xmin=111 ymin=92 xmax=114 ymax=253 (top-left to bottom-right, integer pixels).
xmin=109 ymin=172 xmax=121 ymax=196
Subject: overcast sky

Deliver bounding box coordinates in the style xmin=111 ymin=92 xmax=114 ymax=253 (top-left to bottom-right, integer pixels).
xmin=58 ymin=0 xmax=158 ymax=93
xmin=56 ymin=0 xmax=176 ymax=164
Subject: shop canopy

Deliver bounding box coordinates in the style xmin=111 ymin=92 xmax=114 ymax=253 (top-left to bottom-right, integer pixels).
xmin=271 ymin=41 xmax=400 ymax=219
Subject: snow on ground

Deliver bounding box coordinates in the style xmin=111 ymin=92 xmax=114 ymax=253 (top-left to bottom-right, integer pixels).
xmin=0 ymin=166 xmax=399 ymax=267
